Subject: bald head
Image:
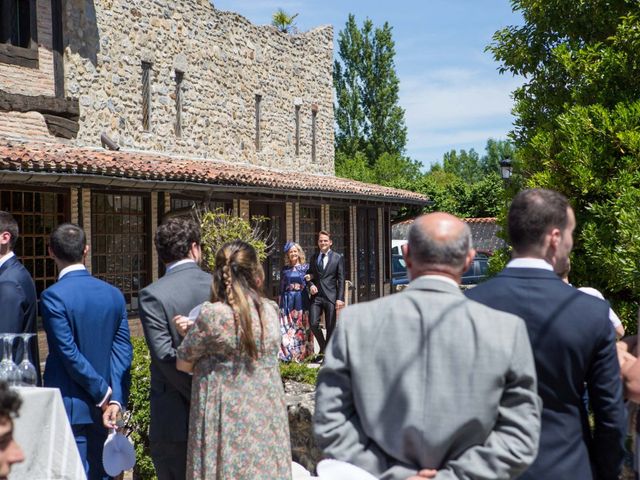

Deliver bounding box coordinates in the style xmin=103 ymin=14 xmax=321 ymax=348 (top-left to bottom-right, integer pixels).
xmin=405 ymin=213 xmax=474 ymax=280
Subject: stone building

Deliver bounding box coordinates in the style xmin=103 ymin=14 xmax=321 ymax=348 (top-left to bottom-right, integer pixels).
xmin=0 ymin=0 xmax=427 ymax=317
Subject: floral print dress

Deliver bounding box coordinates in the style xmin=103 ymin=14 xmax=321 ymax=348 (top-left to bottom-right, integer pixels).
xmin=278 ymin=263 xmax=314 ymax=362
xmin=177 ymin=299 xmax=292 ymax=480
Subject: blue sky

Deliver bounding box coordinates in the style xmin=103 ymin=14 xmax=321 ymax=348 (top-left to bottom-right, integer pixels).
xmin=212 ymin=1 xmax=523 ymax=168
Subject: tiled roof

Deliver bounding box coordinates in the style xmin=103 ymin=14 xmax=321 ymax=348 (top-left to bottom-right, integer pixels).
xmin=0 ymin=140 xmax=429 ymax=204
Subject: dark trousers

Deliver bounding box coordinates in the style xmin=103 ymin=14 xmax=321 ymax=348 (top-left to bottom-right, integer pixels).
xmin=72 ymin=422 xmax=110 ymax=480
xmin=309 ymin=296 xmax=336 ymax=353
xmin=150 ymin=440 xmax=188 ymax=480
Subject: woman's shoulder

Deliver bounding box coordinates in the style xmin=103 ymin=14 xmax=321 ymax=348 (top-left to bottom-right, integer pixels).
xmin=199 ymin=301 xmax=232 ymax=316
xmin=261 ymin=298 xmax=280 ymax=315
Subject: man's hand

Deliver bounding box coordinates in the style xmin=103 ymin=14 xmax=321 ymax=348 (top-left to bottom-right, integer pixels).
xmin=173 ymin=315 xmax=194 ymax=337
xmin=102 ymin=403 xmax=120 ymax=429
xmin=336 ymin=300 xmax=345 ymax=310
xmin=310 ymin=285 xmax=318 ymax=295
xmin=406 ymin=469 xmax=437 ymax=479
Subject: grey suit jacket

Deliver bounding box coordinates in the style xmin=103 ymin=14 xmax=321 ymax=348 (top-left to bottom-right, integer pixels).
xmin=139 ymin=262 xmax=212 ymax=444
xmin=313 ymin=276 xmax=542 ymax=480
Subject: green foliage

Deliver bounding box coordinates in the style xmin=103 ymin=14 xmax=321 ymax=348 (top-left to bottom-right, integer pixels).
xmin=334 ymin=14 xmax=407 ymax=166
xmin=490 ymin=1 xmax=640 ymax=326
xmin=279 ymin=361 xmax=319 ymax=385
xmin=442 ymin=149 xmax=482 ymax=184
xmin=126 ymin=337 xmax=156 ymax=480
xmin=271 ymin=9 xmax=299 ymax=33
xmin=197 ymin=210 xmax=269 ymax=273
xmin=415 ymin=170 xmax=504 ymax=218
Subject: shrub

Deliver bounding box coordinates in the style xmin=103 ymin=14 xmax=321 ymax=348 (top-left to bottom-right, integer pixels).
xmin=195 ymin=209 xmax=270 ymax=272
xmin=279 ymin=361 xmax=319 ymax=385
xmin=125 ymin=337 xmax=156 ymax=480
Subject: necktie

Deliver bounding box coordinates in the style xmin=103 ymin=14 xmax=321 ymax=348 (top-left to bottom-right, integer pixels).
xmin=318 ymin=253 xmax=325 ymax=270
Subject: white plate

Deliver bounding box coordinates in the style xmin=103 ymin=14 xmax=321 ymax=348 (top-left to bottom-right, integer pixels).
xmin=316 ymin=459 xmax=379 ymax=480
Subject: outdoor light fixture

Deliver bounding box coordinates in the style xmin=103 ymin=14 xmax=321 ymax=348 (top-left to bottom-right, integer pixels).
xmin=500 ymin=156 xmax=513 ymax=181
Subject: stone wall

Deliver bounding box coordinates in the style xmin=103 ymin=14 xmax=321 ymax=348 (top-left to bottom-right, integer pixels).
xmin=63 ymin=0 xmax=335 ymax=174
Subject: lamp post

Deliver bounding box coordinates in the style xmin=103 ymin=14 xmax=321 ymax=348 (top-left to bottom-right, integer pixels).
xmin=499 ymin=156 xmax=512 ymax=184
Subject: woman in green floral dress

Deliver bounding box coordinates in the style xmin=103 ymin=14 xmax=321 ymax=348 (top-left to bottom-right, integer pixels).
xmin=176 ymin=240 xmax=291 ymax=480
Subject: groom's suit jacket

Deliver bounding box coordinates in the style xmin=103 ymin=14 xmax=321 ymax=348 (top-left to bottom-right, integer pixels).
xmin=314 ymin=276 xmax=542 ymax=480
xmin=0 ymin=254 xmax=41 ymax=383
xmin=308 ymin=250 xmax=345 ymax=303
xmin=41 ymin=269 xmax=132 ymax=425
xmin=466 ymin=267 xmax=626 ymax=480
xmin=139 ymin=262 xmax=212 ymax=445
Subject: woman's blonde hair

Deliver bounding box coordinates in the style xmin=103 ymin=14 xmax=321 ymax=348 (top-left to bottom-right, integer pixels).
xmin=210 ymin=240 xmax=265 ymax=360
xmin=284 ymin=242 xmax=306 ymax=266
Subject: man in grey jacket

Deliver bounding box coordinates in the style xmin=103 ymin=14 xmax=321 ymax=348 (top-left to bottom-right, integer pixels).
xmin=313 ymin=212 xmax=542 ymax=480
xmin=139 ymin=217 xmax=211 ymax=480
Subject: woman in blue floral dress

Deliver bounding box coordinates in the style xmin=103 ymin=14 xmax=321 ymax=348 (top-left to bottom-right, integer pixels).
xmin=278 ymin=242 xmax=314 ymax=362
xmin=176 ymin=240 xmax=291 ymax=480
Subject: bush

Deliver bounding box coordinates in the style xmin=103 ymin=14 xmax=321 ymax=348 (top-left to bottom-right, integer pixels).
xmin=125 ymin=337 xmax=156 ymax=480
xmin=196 ymin=209 xmax=270 ymax=272
xmin=279 ymin=361 xmax=319 ymax=385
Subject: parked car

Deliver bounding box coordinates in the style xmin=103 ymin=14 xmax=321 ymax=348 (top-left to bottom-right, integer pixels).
xmin=391 ymin=253 xmax=409 ymax=292
xmin=461 ymin=253 xmax=489 ymax=285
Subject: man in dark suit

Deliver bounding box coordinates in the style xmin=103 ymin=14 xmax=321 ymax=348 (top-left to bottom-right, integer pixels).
xmin=0 ymin=211 xmax=40 ymax=384
xmin=307 ymin=230 xmax=345 ymax=354
xmin=139 ymin=217 xmax=212 ymax=480
xmin=41 ymin=223 xmax=132 ymax=480
xmin=466 ymin=189 xmax=626 ymax=480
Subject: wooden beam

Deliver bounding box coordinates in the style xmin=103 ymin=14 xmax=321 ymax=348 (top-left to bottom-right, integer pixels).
xmin=51 ymin=0 xmax=65 ymax=98
xmin=0 ymin=43 xmax=38 ymax=69
xmin=0 ymin=90 xmax=79 ymax=119
xmin=41 ymin=114 xmax=80 ymax=139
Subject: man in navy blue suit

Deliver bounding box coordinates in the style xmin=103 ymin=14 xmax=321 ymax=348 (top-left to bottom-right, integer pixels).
xmin=0 ymin=211 xmax=40 ymax=383
xmin=41 ymin=223 xmax=132 ymax=480
xmin=466 ymin=189 xmax=626 ymax=480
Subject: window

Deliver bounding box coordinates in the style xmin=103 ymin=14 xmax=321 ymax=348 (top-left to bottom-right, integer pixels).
xmin=255 ymin=94 xmax=262 ymax=150
xmin=141 ymin=62 xmax=152 ymax=131
xmin=330 ymin=207 xmax=350 ymax=280
xmin=295 ymin=104 xmax=301 ymax=156
xmin=299 ymin=206 xmax=320 ymax=259
xmin=91 ymin=192 xmax=149 ymax=313
xmin=0 ymin=188 xmax=69 ymax=297
xmin=311 ymin=105 xmax=318 ymax=163
xmin=0 ymin=0 xmax=38 ymax=68
xmin=175 ymin=70 xmax=184 ymax=137
xmin=170 ymin=196 xmax=232 ymax=215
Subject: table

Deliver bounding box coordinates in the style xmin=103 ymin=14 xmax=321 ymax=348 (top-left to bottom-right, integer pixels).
xmin=11 ymin=387 xmax=86 ymax=480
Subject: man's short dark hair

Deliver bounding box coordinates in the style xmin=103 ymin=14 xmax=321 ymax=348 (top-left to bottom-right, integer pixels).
xmin=408 ymin=217 xmax=472 ymax=271
xmin=155 ymin=217 xmax=201 ymax=264
xmin=508 ymin=189 xmax=570 ymax=253
xmin=49 ymin=223 xmax=86 ymax=263
xmin=318 ymin=230 xmax=331 ymax=240
xmin=0 ymin=212 xmax=19 ymax=250
xmin=0 ymin=382 xmax=21 ymax=421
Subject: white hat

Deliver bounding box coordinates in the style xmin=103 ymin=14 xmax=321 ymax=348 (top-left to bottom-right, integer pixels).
xmin=317 ymin=459 xmax=379 ymax=480
xmin=102 ymin=430 xmax=136 ymax=477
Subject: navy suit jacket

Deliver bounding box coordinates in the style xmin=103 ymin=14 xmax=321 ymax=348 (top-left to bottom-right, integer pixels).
xmin=466 ymin=267 xmax=626 ymax=480
xmin=309 ymin=250 xmax=345 ymax=303
xmin=41 ymin=269 xmax=132 ymax=425
xmin=0 ymin=254 xmax=41 ymax=383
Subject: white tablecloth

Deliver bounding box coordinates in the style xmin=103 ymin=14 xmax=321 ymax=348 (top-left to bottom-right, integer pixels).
xmin=11 ymin=387 xmax=85 ymax=480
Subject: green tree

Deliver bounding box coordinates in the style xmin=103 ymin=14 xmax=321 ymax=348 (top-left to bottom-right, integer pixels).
xmin=480 ymin=139 xmax=515 ymax=175
xmin=442 ymin=148 xmax=482 ymax=183
xmin=271 ymin=9 xmax=299 ymax=34
xmin=489 ymin=0 xmax=640 ymax=330
xmin=334 ymin=14 xmax=407 ymax=166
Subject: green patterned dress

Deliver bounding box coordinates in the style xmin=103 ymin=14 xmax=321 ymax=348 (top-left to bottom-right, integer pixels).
xmin=177 ymin=299 xmax=292 ymax=480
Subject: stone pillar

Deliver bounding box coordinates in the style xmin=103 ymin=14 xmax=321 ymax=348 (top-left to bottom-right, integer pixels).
xmin=239 ymin=199 xmax=249 ymax=220
xmin=70 ymin=187 xmax=79 ymax=224
xmin=150 ymin=192 xmax=159 ymax=282
xmin=286 ymin=202 xmax=294 ymax=241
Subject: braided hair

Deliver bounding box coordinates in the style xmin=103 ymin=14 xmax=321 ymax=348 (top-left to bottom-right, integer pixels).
xmin=210 ymin=240 xmax=266 ymax=360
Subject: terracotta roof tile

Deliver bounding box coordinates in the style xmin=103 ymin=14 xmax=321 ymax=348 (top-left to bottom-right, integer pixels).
xmin=0 ymin=140 xmax=428 ymax=204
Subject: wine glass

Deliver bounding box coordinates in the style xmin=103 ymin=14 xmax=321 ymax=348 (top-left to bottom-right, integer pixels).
xmin=0 ymin=334 xmax=21 ymax=386
xmin=17 ymin=334 xmax=37 ymax=386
